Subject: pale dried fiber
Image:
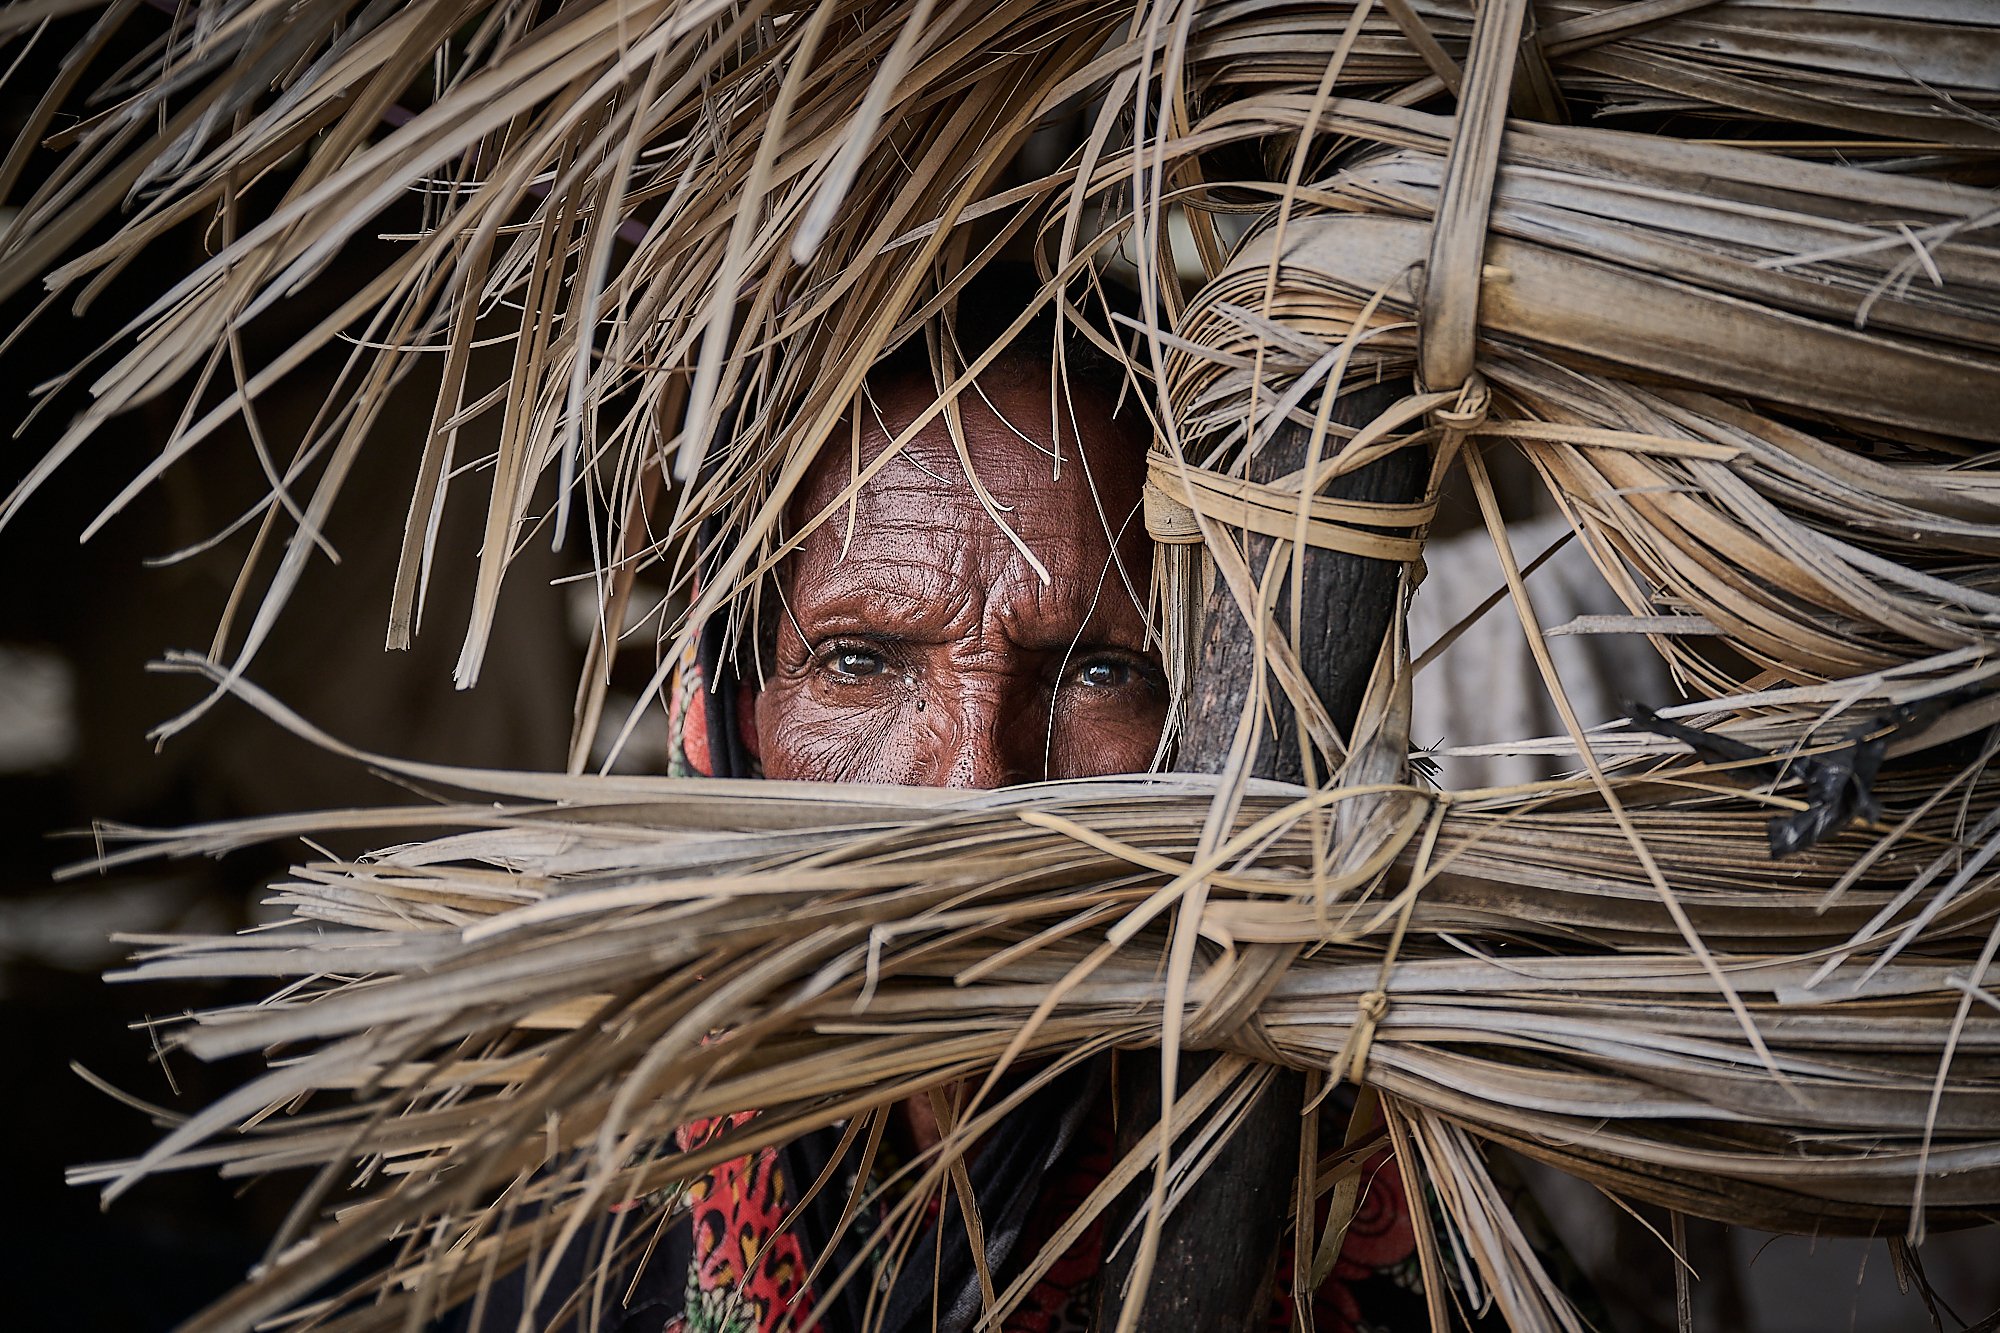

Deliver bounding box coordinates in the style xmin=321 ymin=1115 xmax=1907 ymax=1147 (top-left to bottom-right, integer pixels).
xmin=4 ymin=1 xmax=1999 ymax=1330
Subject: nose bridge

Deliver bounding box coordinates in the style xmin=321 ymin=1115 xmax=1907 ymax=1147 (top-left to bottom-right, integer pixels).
xmin=940 ymin=677 xmax=1038 ymax=789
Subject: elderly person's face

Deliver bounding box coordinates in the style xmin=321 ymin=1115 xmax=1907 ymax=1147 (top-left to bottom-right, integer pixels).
xmin=755 ymin=365 xmax=1164 ymax=788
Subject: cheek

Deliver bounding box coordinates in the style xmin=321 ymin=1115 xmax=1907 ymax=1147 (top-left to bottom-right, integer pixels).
xmin=755 ymin=675 xmax=938 ymax=784
xmin=1047 ymin=690 xmax=1167 ymax=778
xmin=757 ymin=679 xmax=879 ymax=782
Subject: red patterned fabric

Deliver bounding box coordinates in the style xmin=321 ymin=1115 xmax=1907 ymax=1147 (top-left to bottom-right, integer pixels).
xmin=658 ymin=1102 xmax=1422 ymax=1333
xmin=671 ymin=1113 xmax=816 ymax=1333
xmin=999 ymin=1107 xmax=1113 ymax=1332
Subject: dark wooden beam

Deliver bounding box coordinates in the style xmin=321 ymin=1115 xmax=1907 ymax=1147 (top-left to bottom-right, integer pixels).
xmin=1094 ymin=385 xmax=1422 ymax=1330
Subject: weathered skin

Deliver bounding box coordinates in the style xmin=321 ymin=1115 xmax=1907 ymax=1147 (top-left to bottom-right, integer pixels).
xmin=755 ymin=361 xmax=1165 ymax=788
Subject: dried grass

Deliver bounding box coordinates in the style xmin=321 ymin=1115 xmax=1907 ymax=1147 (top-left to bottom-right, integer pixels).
xmin=5 ymin=0 xmax=1999 ymax=1329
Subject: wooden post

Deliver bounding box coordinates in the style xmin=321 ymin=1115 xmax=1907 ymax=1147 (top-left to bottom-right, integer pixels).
xmin=1094 ymin=386 xmax=1422 ymax=1330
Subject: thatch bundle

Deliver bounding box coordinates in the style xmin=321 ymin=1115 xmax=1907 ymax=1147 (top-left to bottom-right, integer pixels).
xmin=1183 ymin=1 xmax=2000 ymax=145
xmin=1164 ymin=108 xmax=2000 ymax=691
xmin=8 ymin=0 xmax=2000 ymax=1329
xmin=66 ymin=684 xmax=2000 ymax=1329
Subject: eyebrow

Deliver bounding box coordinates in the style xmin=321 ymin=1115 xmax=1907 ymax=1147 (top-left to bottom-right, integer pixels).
xmin=789 ymin=576 xmax=970 ymax=639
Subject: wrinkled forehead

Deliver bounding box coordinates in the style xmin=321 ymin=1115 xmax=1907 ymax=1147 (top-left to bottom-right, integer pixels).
xmin=790 ymin=356 xmax=1148 ymax=528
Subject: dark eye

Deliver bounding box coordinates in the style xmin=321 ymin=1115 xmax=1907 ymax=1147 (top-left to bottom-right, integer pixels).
xmin=1070 ymin=655 xmax=1150 ymax=691
xmin=823 ymin=644 xmax=889 ymax=680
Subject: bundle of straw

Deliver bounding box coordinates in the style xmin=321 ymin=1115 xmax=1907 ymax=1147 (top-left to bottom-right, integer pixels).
xmin=1187 ymin=0 xmax=2000 ymax=146
xmin=1163 ymin=106 xmax=2000 ymax=692
xmin=7 ymin=0 xmax=2000 ymax=1328
xmin=68 ymin=672 xmax=2000 ymax=1331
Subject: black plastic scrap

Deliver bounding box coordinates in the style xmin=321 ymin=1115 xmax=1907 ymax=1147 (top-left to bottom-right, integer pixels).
xmin=1622 ymin=701 xmax=1919 ymax=858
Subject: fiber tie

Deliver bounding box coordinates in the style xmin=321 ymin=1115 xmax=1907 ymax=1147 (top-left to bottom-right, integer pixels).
xmin=1141 ymin=455 xmax=1432 ymax=560
xmin=1347 ymin=989 xmax=1392 ymax=1083
xmin=1430 ymin=374 xmax=1490 ymax=434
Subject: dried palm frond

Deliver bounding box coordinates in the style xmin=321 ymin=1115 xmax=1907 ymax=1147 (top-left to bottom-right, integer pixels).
xmin=5 ymin=0 xmax=1998 ymax=747
xmin=1187 ymin=1 xmax=2000 ymax=147
xmin=4 ymin=0 xmax=1147 ymax=749
xmin=8 ymin=0 xmax=2000 ymax=1330
xmin=67 ymin=676 xmax=2000 ymax=1330
xmin=1158 ymin=104 xmax=2000 ymax=698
